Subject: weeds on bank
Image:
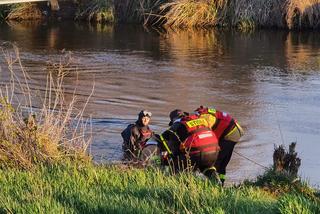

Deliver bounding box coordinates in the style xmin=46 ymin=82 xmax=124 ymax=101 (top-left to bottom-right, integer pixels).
xmin=160 ymin=0 xmax=228 ymax=28
xmin=148 ymin=0 xmax=320 ymax=30
xmin=242 ymin=143 xmax=320 ymax=213
xmin=6 ymin=3 xmax=43 ymax=21
xmin=244 ymin=169 xmax=315 ymax=198
xmin=243 ymin=143 xmax=315 ymax=197
xmin=286 ymin=0 xmax=320 ymax=29
xmin=112 ymin=0 xmax=320 ymax=29
xmin=236 ymin=18 xmax=255 ymax=32
xmin=2 ymin=0 xmax=320 ymax=29
xmin=75 ymin=0 xmax=115 ymax=23
xmin=0 ymin=5 xmax=13 ymax=20
xmin=0 ymin=45 xmax=92 ymax=169
xmin=114 ymin=0 xmax=164 ymax=25
xmin=249 ymin=171 xmax=320 ymax=214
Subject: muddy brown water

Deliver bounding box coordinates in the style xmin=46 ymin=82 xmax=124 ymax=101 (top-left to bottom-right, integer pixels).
xmin=0 ymin=21 xmax=319 ymax=186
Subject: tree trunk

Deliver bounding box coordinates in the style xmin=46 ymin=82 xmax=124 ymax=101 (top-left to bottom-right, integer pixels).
xmin=273 ymin=142 xmax=301 ymax=177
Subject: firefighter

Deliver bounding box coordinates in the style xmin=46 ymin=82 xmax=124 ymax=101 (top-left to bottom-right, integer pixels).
xmin=159 ymin=109 xmax=220 ymax=179
xmin=195 ymin=106 xmax=244 ymax=185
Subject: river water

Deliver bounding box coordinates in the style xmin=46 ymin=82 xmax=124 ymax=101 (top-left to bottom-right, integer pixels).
xmin=0 ymin=21 xmax=319 ymax=186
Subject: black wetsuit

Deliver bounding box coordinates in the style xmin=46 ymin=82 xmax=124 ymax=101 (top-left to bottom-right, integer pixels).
xmin=122 ymin=120 xmax=153 ymax=160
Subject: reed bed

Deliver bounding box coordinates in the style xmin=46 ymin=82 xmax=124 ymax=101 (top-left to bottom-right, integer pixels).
xmin=286 ymin=0 xmax=320 ymax=29
xmin=75 ymin=0 xmax=115 ymax=23
xmin=0 ymin=45 xmax=92 ymax=169
xmin=0 ymin=5 xmax=12 ymax=20
xmin=2 ymin=0 xmax=320 ymax=29
xmin=156 ymin=0 xmax=320 ymax=29
xmin=114 ymin=0 xmax=164 ymax=25
xmin=160 ymin=0 xmax=228 ymax=28
xmin=6 ymin=3 xmax=43 ymax=21
xmin=229 ymin=0 xmax=320 ymax=30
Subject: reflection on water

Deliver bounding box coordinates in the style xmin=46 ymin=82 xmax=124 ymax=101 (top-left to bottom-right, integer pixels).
xmin=1 ymin=21 xmax=320 ymax=185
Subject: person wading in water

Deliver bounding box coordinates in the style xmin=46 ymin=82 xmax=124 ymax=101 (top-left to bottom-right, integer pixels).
xmin=121 ymin=110 xmax=153 ymax=160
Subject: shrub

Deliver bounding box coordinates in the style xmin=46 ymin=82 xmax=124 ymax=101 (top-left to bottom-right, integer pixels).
xmin=0 ymin=45 xmax=92 ymax=169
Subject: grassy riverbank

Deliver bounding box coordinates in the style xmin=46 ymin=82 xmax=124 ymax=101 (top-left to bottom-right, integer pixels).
xmin=0 ymin=46 xmax=319 ymax=213
xmin=0 ymin=45 xmax=91 ymax=170
xmin=1 ymin=0 xmax=320 ymax=29
xmin=0 ymin=164 xmax=319 ymax=213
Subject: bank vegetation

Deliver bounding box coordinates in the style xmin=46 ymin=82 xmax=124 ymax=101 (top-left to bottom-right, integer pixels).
xmin=0 ymin=164 xmax=319 ymax=213
xmin=0 ymin=45 xmax=92 ymax=170
xmin=1 ymin=0 xmax=320 ymax=30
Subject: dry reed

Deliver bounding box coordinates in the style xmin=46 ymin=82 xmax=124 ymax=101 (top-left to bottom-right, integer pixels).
xmin=114 ymin=0 xmax=164 ymax=25
xmin=160 ymin=0 xmax=228 ymax=28
xmin=230 ymin=0 xmax=320 ymax=29
xmin=3 ymin=0 xmax=320 ymax=29
xmin=0 ymin=44 xmax=93 ymax=169
xmin=75 ymin=0 xmax=115 ymax=23
xmin=152 ymin=0 xmax=320 ymax=29
xmin=286 ymin=0 xmax=320 ymax=29
xmin=6 ymin=3 xmax=43 ymax=20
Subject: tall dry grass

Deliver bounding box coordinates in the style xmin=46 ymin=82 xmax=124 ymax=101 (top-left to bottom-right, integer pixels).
xmin=6 ymin=3 xmax=43 ymax=21
xmin=75 ymin=0 xmax=115 ymax=23
xmin=153 ymin=0 xmax=320 ymax=29
xmin=231 ymin=0 xmax=320 ymax=30
xmin=0 ymin=5 xmax=12 ymax=20
xmin=286 ymin=0 xmax=320 ymax=29
xmin=2 ymin=0 xmax=320 ymax=29
xmin=160 ymin=0 xmax=228 ymax=28
xmin=229 ymin=0 xmax=284 ymax=30
xmin=0 ymin=45 xmax=93 ymax=169
xmin=114 ymin=0 xmax=164 ymax=25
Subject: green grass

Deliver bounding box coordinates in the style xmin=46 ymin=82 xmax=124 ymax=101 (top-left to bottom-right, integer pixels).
xmin=0 ymin=164 xmax=319 ymax=213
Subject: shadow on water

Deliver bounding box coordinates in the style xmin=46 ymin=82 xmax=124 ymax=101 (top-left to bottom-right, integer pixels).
xmin=0 ymin=21 xmax=320 ymax=185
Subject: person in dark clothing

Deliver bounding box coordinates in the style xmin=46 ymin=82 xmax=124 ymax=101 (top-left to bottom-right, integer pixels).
xmin=159 ymin=109 xmax=220 ymax=179
xmin=122 ymin=110 xmax=153 ymax=160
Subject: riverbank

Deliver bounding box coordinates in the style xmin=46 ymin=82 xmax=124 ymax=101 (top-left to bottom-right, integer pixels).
xmin=0 ymin=45 xmax=91 ymax=170
xmin=0 ymin=1 xmax=114 ymax=23
xmin=0 ymin=163 xmax=319 ymax=213
xmin=1 ymin=0 xmax=320 ymax=30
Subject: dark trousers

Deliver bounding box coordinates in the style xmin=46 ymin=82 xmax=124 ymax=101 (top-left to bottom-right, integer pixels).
xmin=214 ymin=140 xmax=237 ymax=175
xmin=171 ymin=151 xmax=218 ymax=175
